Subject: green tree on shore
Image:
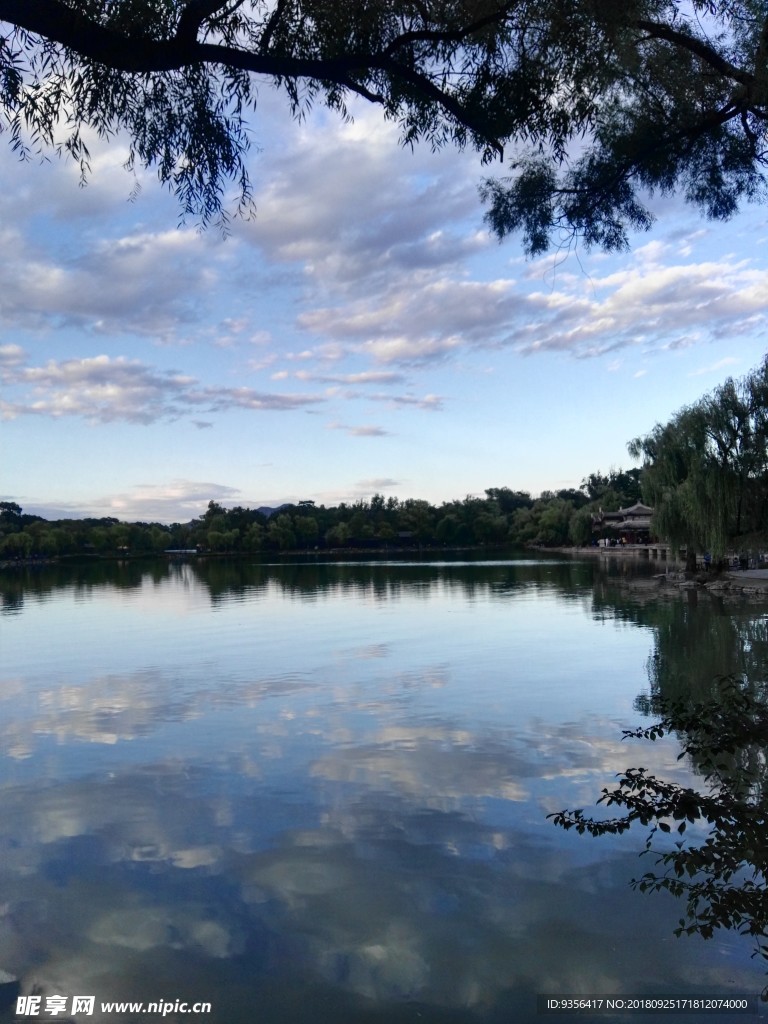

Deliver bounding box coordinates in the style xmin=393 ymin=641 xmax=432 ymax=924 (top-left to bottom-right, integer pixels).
xmin=629 ymin=356 xmax=768 ymax=566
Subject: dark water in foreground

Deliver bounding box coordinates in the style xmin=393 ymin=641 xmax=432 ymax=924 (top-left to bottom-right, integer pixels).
xmin=1 ymin=555 xmax=766 ymax=1023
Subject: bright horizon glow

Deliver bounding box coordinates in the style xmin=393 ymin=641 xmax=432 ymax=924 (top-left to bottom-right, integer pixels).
xmin=2 ymin=89 xmax=767 ymax=523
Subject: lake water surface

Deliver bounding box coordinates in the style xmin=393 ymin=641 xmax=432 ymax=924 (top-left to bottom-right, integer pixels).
xmin=1 ymin=555 xmax=765 ymax=1022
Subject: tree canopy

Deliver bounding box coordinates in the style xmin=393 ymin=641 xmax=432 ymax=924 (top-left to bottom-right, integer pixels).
xmin=1 ymin=1 xmax=767 ymax=247
xmin=1 ymin=474 xmax=649 ymax=558
xmin=629 ymin=356 xmax=768 ymax=564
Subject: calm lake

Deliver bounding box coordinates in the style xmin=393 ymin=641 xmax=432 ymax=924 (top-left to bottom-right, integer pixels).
xmin=1 ymin=554 xmax=766 ymax=1023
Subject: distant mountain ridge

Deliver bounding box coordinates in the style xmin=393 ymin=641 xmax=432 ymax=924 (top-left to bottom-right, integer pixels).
xmin=256 ymin=505 xmax=289 ymax=519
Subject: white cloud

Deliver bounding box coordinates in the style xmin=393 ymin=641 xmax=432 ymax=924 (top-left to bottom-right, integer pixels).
xmin=688 ymin=356 xmax=740 ymax=377
xmin=0 ymin=227 xmax=223 ymax=339
xmin=350 ymin=425 xmax=390 ymax=437
xmin=189 ymin=385 xmax=324 ymax=413
xmin=234 ymin=104 xmax=482 ymax=296
xmin=0 ymin=343 xmax=25 ymax=366
xmin=4 ymin=355 xmax=192 ymax=424
xmin=0 ymin=129 xmax=151 ymax=224
xmin=21 ymin=480 xmax=246 ymax=522
xmin=247 ymin=353 xmax=280 ymax=372
xmin=232 ymin=117 xmax=768 ymax=373
xmin=89 ymin=480 xmax=246 ymax=522
xmin=328 ymin=421 xmax=391 ymax=437
xmin=511 ymin=254 xmax=768 ymax=359
xmin=294 ymin=370 xmax=408 ymax=385
xmin=1 ymin=353 xmax=326 ymax=424
xmin=289 ymin=238 xmax=768 ymax=371
xmin=366 ymin=392 xmax=444 ymax=411
xmin=299 ymin=278 xmax=519 ymax=349
xmin=356 ymin=478 xmax=400 ymax=490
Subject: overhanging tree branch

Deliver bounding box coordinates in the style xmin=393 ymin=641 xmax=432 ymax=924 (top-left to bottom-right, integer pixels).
xmin=382 ymin=2 xmax=517 ymax=57
xmin=259 ymin=0 xmax=289 ymax=55
xmin=0 ymin=0 xmax=765 ymax=248
xmin=635 ymin=18 xmax=751 ymax=85
xmin=176 ymin=0 xmax=232 ymax=44
xmin=0 ymin=0 xmax=506 ymax=149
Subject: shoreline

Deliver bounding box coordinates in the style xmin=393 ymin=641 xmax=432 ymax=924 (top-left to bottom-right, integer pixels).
xmin=6 ymin=547 xmax=768 ymax=597
xmin=0 ymin=544 xmax=504 ymax=571
xmin=547 ymin=545 xmax=768 ymax=598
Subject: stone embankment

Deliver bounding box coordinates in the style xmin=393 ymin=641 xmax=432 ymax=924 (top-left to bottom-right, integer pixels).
xmin=635 ymin=568 xmax=768 ymax=602
xmin=689 ymin=568 xmax=768 ymax=595
xmin=555 ymin=545 xmax=768 ymax=600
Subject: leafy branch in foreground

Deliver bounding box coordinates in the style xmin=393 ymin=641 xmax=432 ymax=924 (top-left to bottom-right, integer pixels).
xmin=1 ymin=2 xmax=768 ymax=247
xmin=549 ymin=679 xmax=768 ymax=961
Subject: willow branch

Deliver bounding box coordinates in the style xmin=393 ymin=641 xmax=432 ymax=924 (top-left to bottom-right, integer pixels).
xmin=382 ymin=2 xmax=515 ymax=57
xmin=0 ymin=0 xmax=503 ymax=149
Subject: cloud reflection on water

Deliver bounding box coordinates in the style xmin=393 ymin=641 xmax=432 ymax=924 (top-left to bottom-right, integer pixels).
xmin=0 ymin=560 xmax=761 ymax=1021
xmin=0 ymin=766 xmax=749 ymax=1020
xmin=0 ymin=704 xmax=747 ymax=1019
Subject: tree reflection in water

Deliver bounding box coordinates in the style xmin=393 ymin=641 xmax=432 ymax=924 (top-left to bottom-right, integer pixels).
xmin=550 ymin=677 xmax=768 ymax=987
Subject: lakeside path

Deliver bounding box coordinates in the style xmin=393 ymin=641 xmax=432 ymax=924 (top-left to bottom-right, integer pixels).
xmin=726 ymin=568 xmax=768 ymax=589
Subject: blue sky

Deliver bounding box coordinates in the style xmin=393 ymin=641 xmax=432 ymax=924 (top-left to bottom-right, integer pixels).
xmin=2 ymin=88 xmax=767 ymax=523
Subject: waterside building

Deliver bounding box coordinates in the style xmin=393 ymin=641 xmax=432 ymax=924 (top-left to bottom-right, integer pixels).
xmin=591 ymin=502 xmax=654 ymax=545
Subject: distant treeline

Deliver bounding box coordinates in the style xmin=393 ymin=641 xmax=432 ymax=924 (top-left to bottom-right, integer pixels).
xmin=0 ymin=470 xmax=642 ymax=559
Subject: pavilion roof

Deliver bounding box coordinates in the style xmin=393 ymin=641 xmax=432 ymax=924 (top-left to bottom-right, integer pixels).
xmin=617 ymin=502 xmax=653 ymax=516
